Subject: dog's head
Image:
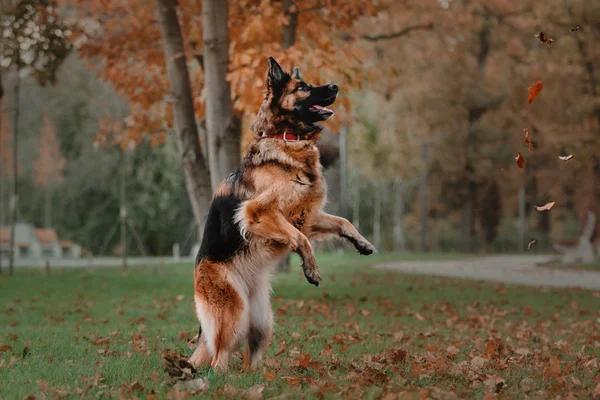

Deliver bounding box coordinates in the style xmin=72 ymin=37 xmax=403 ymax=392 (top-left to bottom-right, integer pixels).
xmin=251 ymin=57 xmax=339 ymax=138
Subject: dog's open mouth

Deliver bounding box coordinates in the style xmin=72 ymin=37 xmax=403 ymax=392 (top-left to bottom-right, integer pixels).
xmin=309 ymin=104 xmax=334 ymax=115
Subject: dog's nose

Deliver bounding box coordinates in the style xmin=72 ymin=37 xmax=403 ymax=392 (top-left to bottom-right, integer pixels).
xmin=328 ymin=84 xmax=338 ymax=92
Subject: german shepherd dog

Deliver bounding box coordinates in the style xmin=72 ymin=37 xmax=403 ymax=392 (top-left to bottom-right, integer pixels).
xmin=190 ymin=57 xmax=376 ymax=371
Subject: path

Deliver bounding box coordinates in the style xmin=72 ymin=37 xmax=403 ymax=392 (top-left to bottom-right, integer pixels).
xmin=375 ymin=255 xmax=600 ymax=290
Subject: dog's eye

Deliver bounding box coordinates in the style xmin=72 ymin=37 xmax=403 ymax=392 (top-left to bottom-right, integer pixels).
xmin=297 ymin=84 xmax=310 ymax=92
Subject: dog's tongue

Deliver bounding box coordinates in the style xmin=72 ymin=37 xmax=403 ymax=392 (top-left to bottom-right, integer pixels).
xmin=310 ymin=105 xmax=332 ymax=113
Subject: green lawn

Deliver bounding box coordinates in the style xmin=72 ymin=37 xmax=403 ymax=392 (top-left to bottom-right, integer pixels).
xmin=0 ymin=253 xmax=598 ymax=399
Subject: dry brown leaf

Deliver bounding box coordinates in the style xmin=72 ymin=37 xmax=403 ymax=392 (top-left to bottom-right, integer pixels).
xmin=177 ymin=331 xmax=190 ymax=341
xmin=246 ymin=385 xmax=264 ymax=400
xmin=543 ymin=356 xmax=561 ymax=378
xmin=263 ymin=371 xmax=276 ymax=381
xmin=535 ymin=32 xmax=555 ymax=46
xmin=281 ymin=377 xmax=301 ymax=386
xmin=174 ymin=377 xmax=209 ymax=393
xmin=527 ymin=239 xmax=537 ymax=250
xmin=592 ymin=382 xmax=600 ymax=400
xmin=515 ymin=152 xmax=525 ymax=169
xmin=161 ymin=350 xmax=196 ymax=381
xmin=559 ymin=155 xmax=574 ymax=161
xmin=524 ymin=128 xmax=533 ymax=152
xmin=535 ymin=202 xmax=555 ymax=211
xmin=297 ymin=353 xmax=311 ymax=368
xmin=570 ymin=25 xmax=581 ymax=32
xmin=528 ymin=81 xmax=543 ymax=104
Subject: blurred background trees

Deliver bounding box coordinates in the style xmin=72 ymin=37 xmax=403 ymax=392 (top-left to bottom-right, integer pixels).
xmin=1 ymin=0 xmax=599 ymax=259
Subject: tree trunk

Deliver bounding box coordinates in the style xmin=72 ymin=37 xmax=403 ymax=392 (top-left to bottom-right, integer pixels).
xmin=156 ymin=0 xmax=212 ymax=238
xmin=373 ymin=179 xmax=382 ymax=250
xmin=518 ymin=186 xmax=526 ymax=252
xmin=44 ymin=188 xmax=51 ymax=228
xmin=8 ymin=73 xmax=19 ymax=275
xmin=120 ymin=150 xmax=127 ymax=271
xmin=392 ymin=178 xmax=406 ymax=252
xmin=418 ymin=142 xmax=428 ymax=252
xmin=203 ymin=0 xmax=241 ymax=189
xmin=352 ymin=174 xmax=361 ymax=231
xmin=339 ymin=126 xmax=348 ymax=219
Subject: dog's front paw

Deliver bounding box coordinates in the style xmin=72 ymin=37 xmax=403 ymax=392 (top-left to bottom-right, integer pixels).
xmin=355 ymin=239 xmax=377 ymax=256
xmin=302 ymin=265 xmax=322 ymax=286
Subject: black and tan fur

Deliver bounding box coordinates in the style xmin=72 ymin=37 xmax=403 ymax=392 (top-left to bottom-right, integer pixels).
xmin=190 ymin=57 xmax=375 ymax=371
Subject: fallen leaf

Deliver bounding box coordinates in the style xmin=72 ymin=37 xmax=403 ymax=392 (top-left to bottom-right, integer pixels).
xmin=570 ymin=25 xmax=581 ymax=32
xmin=559 ymin=155 xmax=574 ymax=161
xmin=174 ymin=377 xmax=209 ymax=393
xmin=281 ymin=377 xmax=301 ymax=386
xmin=527 ymin=239 xmax=537 ymax=250
xmin=161 ymin=350 xmax=196 ymax=381
xmin=263 ymin=371 xmax=276 ymax=381
xmin=524 ymin=128 xmax=533 ymax=152
xmin=543 ymin=356 xmax=561 ymax=378
xmin=535 ymin=202 xmax=555 ymax=211
xmin=177 ymin=331 xmax=190 ymax=341
xmin=246 ymin=384 xmax=264 ymax=400
xmin=528 ymin=81 xmax=543 ymax=104
xmin=0 ymin=345 xmax=13 ymax=353
xmin=298 ymin=353 xmax=311 ymax=368
xmin=515 ymin=152 xmax=525 ymax=168
xmin=592 ymin=382 xmax=600 ymax=400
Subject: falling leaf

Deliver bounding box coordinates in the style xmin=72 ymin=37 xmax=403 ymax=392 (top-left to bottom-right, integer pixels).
xmin=297 ymin=353 xmax=311 ymax=368
xmin=527 ymin=240 xmax=537 ymax=250
xmin=515 ymin=152 xmax=525 ymax=169
xmin=528 ymin=81 xmax=543 ymax=104
xmin=524 ymin=128 xmax=533 ymax=152
xmin=535 ymin=202 xmax=555 ymax=211
xmin=558 ymin=155 xmax=574 ymax=161
xmin=535 ymin=32 xmax=555 ymax=46
xmin=570 ymin=25 xmax=581 ymax=32
xmin=543 ymin=357 xmax=561 ymax=378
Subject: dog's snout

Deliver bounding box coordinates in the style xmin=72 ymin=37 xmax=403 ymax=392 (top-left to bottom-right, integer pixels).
xmin=328 ymin=84 xmax=338 ymax=92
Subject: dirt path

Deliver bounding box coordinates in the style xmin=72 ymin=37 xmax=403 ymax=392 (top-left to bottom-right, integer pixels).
xmin=375 ymin=255 xmax=600 ymax=290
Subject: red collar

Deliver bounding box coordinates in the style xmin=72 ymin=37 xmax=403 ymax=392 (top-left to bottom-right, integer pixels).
xmin=260 ymin=132 xmax=320 ymax=141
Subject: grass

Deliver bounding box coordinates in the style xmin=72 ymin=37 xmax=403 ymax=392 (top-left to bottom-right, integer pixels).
xmin=0 ymin=252 xmax=598 ymax=399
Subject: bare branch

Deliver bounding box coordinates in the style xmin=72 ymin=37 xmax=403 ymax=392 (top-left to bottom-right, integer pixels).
xmin=362 ymin=23 xmax=434 ymax=42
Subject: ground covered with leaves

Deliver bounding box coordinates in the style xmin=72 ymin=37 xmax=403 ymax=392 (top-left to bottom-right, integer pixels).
xmin=1 ymin=253 xmax=599 ymax=399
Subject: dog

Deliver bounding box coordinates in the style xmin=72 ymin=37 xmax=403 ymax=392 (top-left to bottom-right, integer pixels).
xmin=189 ymin=57 xmax=376 ymax=371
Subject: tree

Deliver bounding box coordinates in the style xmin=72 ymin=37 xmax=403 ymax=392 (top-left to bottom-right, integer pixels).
xmin=202 ymin=0 xmax=241 ymax=189
xmin=155 ymin=0 xmax=212 ymax=237
xmin=73 ymin=0 xmax=383 ymax=240
xmin=0 ymin=0 xmax=72 ymax=274
xmin=33 ymin=113 xmax=66 ymax=228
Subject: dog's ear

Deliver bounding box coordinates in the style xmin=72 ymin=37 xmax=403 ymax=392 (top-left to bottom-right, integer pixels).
xmin=267 ymin=57 xmax=286 ymax=87
xmin=291 ymin=67 xmax=301 ymax=80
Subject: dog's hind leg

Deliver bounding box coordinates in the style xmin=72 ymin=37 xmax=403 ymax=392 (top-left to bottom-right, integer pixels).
xmin=189 ymin=324 xmax=211 ymax=368
xmin=246 ymin=274 xmax=273 ymax=370
xmin=194 ymin=262 xmax=249 ymax=372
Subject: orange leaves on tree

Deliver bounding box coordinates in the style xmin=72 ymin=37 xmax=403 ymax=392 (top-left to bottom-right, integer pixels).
xmin=515 ymin=152 xmax=525 ymax=169
xmin=527 ymin=81 xmax=543 ymax=104
xmin=535 ymin=202 xmax=555 ymax=211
